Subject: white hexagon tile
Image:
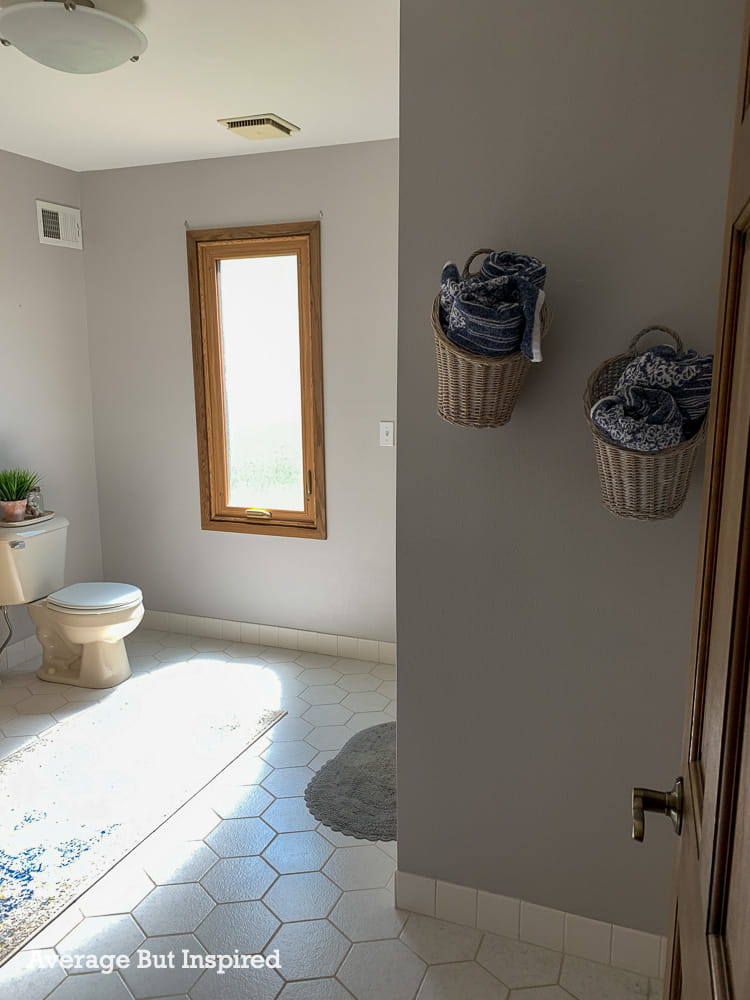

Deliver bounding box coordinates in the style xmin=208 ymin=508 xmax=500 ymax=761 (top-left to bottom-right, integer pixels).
xmin=0 ymin=629 xmax=663 ymax=1000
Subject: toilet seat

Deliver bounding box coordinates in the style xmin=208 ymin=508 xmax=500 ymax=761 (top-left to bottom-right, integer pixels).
xmin=47 ymin=582 xmax=143 ymax=615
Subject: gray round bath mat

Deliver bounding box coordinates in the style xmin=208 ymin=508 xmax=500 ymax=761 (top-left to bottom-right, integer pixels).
xmin=304 ymin=721 xmax=396 ymax=841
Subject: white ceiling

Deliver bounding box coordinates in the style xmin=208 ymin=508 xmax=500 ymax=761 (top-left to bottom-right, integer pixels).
xmin=0 ymin=0 xmax=399 ymax=172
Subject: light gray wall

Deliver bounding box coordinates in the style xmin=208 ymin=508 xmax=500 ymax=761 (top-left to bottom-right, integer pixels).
xmin=397 ymin=0 xmax=742 ymax=933
xmin=0 ymin=150 xmax=102 ymax=643
xmin=82 ymin=140 xmax=397 ymax=640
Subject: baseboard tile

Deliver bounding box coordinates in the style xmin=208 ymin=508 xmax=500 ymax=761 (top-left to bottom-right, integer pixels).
xmin=395 ymin=870 xmax=666 ymax=979
xmin=142 ymin=609 xmax=397 ymax=664
xmin=394 ymin=871 xmax=436 ymax=917
xmin=0 ymin=612 xmax=396 ymax=673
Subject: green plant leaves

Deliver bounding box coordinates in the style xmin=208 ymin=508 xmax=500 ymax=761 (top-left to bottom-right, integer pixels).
xmin=0 ymin=468 xmax=40 ymax=501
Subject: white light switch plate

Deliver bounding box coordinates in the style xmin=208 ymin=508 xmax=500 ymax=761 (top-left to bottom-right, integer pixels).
xmin=379 ymin=421 xmax=395 ymax=447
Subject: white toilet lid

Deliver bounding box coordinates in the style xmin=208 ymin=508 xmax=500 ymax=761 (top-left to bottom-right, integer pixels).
xmin=48 ymin=582 xmax=143 ymax=612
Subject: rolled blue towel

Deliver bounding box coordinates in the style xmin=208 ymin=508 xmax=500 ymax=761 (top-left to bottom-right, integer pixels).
xmin=479 ymin=250 xmax=546 ymax=291
xmin=615 ymin=345 xmax=712 ymax=434
xmin=591 ymin=385 xmax=684 ymax=452
xmin=446 ymin=274 xmax=546 ymax=362
xmin=439 ymin=262 xmax=482 ymax=329
xmin=440 ymin=251 xmax=546 ymax=332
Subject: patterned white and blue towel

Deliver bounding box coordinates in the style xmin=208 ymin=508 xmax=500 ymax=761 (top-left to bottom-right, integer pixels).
xmin=479 ymin=250 xmax=546 ymax=290
xmin=591 ymin=344 xmax=713 ymax=451
xmin=592 ymin=386 xmax=684 ymax=452
xmin=615 ymin=344 xmax=712 ymax=434
xmin=439 ymin=261 xmax=481 ymax=328
xmin=439 ymin=250 xmax=546 ymax=362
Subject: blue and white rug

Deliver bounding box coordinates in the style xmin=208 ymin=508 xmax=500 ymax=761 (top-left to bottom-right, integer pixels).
xmin=0 ymin=658 xmax=284 ymax=964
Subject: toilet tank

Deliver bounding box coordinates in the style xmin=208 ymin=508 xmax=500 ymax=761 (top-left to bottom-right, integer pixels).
xmin=0 ymin=515 xmax=69 ymax=605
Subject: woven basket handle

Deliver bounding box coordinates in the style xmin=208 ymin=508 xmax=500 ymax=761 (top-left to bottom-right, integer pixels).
xmin=461 ymin=248 xmax=495 ymax=279
xmin=628 ymin=325 xmax=684 ymax=355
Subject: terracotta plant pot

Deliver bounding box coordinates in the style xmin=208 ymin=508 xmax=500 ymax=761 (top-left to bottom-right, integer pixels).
xmin=0 ymin=499 xmax=28 ymax=523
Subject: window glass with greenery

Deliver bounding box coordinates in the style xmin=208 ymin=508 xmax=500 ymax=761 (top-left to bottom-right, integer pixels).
xmin=187 ymin=221 xmax=326 ymax=537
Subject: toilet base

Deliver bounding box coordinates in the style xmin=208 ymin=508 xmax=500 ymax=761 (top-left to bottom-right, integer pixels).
xmin=37 ymin=639 xmax=132 ymax=689
xmin=29 ymin=597 xmax=143 ymax=690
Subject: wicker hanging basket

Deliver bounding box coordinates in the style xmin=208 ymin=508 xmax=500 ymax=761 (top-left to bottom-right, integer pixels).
xmin=432 ymin=249 xmax=551 ymax=428
xmin=583 ymin=326 xmax=707 ymax=520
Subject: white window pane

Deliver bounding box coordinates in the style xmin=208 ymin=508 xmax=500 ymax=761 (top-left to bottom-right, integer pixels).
xmin=218 ymin=255 xmax=304 ymax=511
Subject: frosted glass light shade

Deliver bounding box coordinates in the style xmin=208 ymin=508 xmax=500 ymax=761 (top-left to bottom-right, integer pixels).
xmin=0 ymin=1 xmax=147 ymax=74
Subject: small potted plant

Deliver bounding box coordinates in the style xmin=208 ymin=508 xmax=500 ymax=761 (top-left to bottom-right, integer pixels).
xmin=0 ymin=469 xmax=41 ymax=523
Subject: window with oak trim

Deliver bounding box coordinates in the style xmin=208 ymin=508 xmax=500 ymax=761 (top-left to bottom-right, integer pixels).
xmin=187 ymin=221 xmax=326 ymax=538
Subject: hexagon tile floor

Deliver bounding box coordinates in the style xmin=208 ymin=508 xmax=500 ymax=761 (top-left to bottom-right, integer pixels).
xmin=0 ymin=629 xmax=663 ymax=1000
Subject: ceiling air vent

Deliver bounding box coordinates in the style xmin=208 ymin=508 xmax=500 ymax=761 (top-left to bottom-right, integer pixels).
xmin=217 ymin=113 xmax=301 ymax=140
xmin=36 ymin=200 xmax=83 ymax=250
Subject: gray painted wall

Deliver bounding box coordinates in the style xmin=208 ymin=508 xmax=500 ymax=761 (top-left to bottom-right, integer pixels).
xmin=397 ymin=0 xmax=742 ymax=933
xmin=0 ymin=151 xmax=102 ymax=643
xmin=82 ymin=140 xmax=398 ymax=641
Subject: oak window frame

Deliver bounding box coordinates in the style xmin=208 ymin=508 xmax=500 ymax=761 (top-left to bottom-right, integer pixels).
xmin=187 ymin=221 xmax=326 ymax=539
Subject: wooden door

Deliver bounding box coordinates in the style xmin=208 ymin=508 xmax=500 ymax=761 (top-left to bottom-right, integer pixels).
xmin=666 ymin=4 xmax=750 ymax=996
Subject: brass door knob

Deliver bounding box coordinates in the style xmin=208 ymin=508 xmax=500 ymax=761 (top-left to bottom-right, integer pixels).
xmin=632 ymin=777 xmax=683 ymax=842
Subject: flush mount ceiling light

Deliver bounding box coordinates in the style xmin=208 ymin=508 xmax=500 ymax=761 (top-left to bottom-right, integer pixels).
xmin=0 ymin=0 xmax=146 ymax=74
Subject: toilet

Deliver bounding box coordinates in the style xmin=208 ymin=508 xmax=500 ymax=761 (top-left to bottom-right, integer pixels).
xmin=0 ymin=514 xmax=143 ymax=689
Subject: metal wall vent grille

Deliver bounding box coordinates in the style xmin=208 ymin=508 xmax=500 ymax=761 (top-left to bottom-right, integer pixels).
xmin=36 ymin=200 xmax=83 ymax=250
xmin=40 ymin=208 xmax=61 ymax=240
